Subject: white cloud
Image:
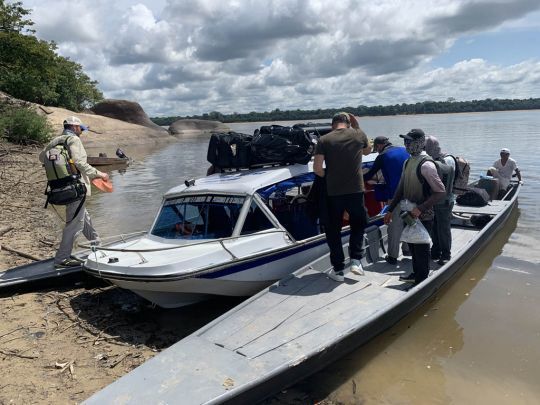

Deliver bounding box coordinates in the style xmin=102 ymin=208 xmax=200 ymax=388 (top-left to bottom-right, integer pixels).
xmin=20 ymin=0 xmax=540 ymax=116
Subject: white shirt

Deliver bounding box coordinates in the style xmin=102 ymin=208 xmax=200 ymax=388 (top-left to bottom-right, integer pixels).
xmin=493 ymin=157 xmax=518 ymax=190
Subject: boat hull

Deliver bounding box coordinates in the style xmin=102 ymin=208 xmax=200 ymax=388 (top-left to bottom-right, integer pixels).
xmin=99 ymin=233 xmax=347 ymax=308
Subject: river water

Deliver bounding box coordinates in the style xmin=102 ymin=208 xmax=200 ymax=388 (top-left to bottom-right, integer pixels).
xmin=86 ymin=110 xmax=539 ymax=403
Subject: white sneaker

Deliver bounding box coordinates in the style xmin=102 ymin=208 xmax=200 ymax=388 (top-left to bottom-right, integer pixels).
xmin=327 ymin=269 xmax=345 ymax=282
xmin=350 ymin=259 xmax=365 ymax=276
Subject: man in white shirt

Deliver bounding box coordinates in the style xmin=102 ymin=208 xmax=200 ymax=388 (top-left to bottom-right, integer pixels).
xmin=488 ymin=148 xmax=522 ymax=193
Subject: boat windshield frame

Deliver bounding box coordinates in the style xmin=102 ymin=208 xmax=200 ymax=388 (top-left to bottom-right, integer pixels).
xmin=149 ymin=193 xmax=281 ymax=240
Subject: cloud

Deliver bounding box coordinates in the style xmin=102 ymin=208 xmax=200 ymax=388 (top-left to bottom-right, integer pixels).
xmin=19 ymin=0 xmax=540 ymax=116
xmin=428 ymin=0 xmax=540 ymax=35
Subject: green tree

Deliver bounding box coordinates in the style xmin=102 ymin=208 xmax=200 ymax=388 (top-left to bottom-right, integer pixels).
xmin=0 ymin=0 xmax=103 ymax=110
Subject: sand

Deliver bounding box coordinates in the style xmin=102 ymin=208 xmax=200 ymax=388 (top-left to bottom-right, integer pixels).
xmin=0 ymin=141 xmax=332 ymax=404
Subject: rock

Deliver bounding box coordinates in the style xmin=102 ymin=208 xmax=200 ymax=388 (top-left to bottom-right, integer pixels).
xmin=91 ymin=99 xmax=166 ymax=131
xmin=168 ymin=119 xmax=230 ymax=137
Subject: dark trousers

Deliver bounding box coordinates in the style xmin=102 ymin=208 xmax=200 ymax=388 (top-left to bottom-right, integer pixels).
xmin=410 ymin=220 xmax=433 ymax=283
xmin=325 ymin=192 xmax=367 ymax=271
xmin=431 ymin=202 xmax=454 ymax=260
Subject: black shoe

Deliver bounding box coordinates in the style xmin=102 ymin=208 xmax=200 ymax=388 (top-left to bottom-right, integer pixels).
xmin=54 ymin=258 xmax=83 ymax=269
xmin=437 ymin=257 xmax=450 ymax=266
xmin=399 ymin=274 xmax=416 ymax=283
xmin=431 ymin=252 xmax=441 ymax=261
xmin=385 ymin=255 xmax=398 ymax=265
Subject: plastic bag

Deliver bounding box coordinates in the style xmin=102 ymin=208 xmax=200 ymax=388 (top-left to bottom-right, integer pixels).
xmin=400 ymin=219 xmax=432 ymax=244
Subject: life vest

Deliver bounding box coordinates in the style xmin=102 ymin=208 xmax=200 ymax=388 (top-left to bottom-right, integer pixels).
xmin=43 ymin=136 xmax=86 ymax=208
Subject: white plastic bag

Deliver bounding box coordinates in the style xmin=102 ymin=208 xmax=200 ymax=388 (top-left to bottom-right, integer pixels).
xmin=400 ymin=219 xmax=432 ymax=244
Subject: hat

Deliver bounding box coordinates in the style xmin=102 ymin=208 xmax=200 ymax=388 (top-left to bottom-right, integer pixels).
xmin=372 ymin=136 xmax=389 ymax=151
xmin=500 ymin=148 xmax=510 ymax=154
xmin=64 ymin=116 xmax=89 ymax=131
xmin=373 ymin=136 xmax=389 ymax=146
xmin=399 ymin=128 xmax=425 ymax=141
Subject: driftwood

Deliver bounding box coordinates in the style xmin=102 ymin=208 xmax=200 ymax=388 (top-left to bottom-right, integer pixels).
xmin=1 ymin=244 xmax=42 ymax=261
xmin=88 ymin=129 xmax=103 ymax=135
xmin=0 ymin=348 xmax=39 ymax=359
xmin=0 ymin=225 xmax=13 ymax=237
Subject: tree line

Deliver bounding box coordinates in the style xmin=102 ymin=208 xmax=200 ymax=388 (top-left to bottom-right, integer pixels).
xmin=151 ymin=97 xmax=540 ymax=125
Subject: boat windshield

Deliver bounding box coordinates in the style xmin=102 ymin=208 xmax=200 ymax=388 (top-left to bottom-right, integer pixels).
xmin=151 ymin=195 xmax=245 ymax=240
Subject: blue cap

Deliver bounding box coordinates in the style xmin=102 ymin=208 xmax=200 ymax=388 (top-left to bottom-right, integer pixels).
xmin=80 ymin=124 xmax=89 ymax=131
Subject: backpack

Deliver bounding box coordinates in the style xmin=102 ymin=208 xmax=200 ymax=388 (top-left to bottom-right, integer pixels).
xmin=456 ymin=187 xmax=489 ymax=207
xmin=447 ymin=155 xmax=470 ymax=194
xmin=43 ymin=137 xmax=86 ymax=208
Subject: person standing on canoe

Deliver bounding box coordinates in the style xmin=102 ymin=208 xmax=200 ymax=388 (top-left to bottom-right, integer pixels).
xmin=363 ymin=136 xmax=410 ymax=265
xmin=383 ymin=129 xmax=446 ymax=285
xmin=39 ymin=116 xmax=109 ymax=269
xmin=314 ymin=112 xmax=372 ymax=282
xmin=425 ymin=135 xmax=456 ymax=265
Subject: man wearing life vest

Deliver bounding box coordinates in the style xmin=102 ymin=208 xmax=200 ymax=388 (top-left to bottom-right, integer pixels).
xmin=39 ymin=116 xmax=109 ymax=268
xmin=363 ymin=136 xmax=410 ymax=265
xmin=383 ymin=129 xmax=446 ymax=285
xmin=425 ymin=136 xmax=456 ymax=265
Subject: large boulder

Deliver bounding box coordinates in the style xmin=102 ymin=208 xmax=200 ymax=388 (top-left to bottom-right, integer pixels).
xmin=91 ymin=99 xmax=166 ymax=131
xmin=169 ymin=119 xmax=230 ymax=136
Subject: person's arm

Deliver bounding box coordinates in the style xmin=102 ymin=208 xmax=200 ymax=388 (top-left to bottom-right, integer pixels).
xmin=413 ymin=161 xmax=445 ymax=217
xmin=68 ymin=137 xmax=108 ymax=180
xmin=384 ymin=176 xmax=404 ymax=224
xmin=363 ymin=155 xmax=383 ymax=182
xmin=313 ymin=154 xmax=325 ymax=178
xmin=515 ymin=166 xmax=522 ymax=182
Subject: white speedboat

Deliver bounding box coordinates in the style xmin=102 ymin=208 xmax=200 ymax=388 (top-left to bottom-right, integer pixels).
xmin=84 ymin=158 xmax=379 ymax=308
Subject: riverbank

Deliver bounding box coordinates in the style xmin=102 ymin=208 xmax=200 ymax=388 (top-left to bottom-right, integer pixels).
xmin=0 ymin=142 xmax=331 ymax=404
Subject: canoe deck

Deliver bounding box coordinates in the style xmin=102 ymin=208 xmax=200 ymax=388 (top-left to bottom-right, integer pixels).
xmin=84 ymin=226 xmax=481 ymax=404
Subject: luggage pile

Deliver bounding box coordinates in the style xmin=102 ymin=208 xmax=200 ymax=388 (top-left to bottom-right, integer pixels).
xmin=207 ymin=123 xmax=332 ymax=169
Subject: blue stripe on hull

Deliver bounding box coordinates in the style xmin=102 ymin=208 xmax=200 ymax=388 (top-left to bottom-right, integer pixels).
xmin=200 ymin=231 xmax=351 ymax=279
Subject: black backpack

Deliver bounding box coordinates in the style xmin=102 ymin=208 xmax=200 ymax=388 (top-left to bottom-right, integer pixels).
xmin=456 ymin=188 xmax=489 ymax=207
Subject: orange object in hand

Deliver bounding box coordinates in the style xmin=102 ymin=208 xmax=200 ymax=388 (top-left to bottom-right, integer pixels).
xmin=92 ymin=178 xmax=113 ymax=193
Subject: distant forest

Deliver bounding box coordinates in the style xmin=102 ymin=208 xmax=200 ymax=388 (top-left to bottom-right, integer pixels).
xmin=151 ymin=97 xmax=540 ymax=125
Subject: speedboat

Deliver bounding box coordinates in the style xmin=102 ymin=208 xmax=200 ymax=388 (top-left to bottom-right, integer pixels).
xmin=84 ymin=157 xmax=380 ymax=308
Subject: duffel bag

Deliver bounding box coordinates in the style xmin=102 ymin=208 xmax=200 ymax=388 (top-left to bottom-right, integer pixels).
xmin=207 ymin=132 xmax=252 ymax=168
xmin=456 ymin=187 xmax=489 ymax=207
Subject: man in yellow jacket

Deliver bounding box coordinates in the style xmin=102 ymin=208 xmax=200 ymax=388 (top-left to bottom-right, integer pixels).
xmin=39 ymin=116 xmax=109 ymax=268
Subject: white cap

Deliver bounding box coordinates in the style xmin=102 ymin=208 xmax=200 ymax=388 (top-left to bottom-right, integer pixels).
xmin=500 ymin=148 xmax=510 ymax=154
xmin=64 ymin=116 xmax=89 ymax=131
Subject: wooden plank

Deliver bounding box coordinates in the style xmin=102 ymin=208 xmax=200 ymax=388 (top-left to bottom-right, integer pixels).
xmin=215 ymin=272 xmax=352 ymax=350
xmin=453 ymin=200 xmax=510 ymax=215
xmin=238 ymin=283 xmax=403 ymax=359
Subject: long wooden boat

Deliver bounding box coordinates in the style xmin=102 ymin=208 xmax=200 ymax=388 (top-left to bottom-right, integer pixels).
xmin=87 ymin=156 xmax=130 ymax=166
xmin=84 ymin=181 xmax=520 ymax=404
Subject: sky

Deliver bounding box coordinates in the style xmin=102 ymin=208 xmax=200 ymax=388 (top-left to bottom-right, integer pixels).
xmin=19 ymin=0 xmax=540 ymax=117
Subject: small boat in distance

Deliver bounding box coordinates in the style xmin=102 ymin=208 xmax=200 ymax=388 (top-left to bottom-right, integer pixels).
xmin=87 ymin=156 xmax=129 ymax=166
xmin=82 ymin=156 xmax=380 ymax=308
xmin=84 ymin=180 xmax=520 ymax=405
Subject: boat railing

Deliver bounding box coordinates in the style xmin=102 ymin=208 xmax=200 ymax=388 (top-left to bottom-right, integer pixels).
xmin=78 ymin=229 xmax=289 ymax=256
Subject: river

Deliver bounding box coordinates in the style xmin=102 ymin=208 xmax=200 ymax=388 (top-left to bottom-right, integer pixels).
xmin=86 ymin=110 xmax=540 ymax=403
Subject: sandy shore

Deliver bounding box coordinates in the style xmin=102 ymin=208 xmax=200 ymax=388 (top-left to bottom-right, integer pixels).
xmin=0 ymin=142 xmax=332 ymax=404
